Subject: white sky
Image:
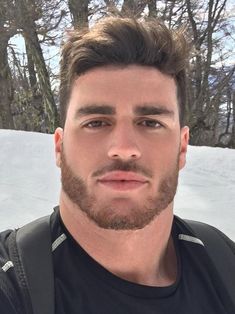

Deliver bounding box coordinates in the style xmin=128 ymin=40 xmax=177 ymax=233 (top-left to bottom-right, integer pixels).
xmin=0 ymin=130 xmax=234 ymax=240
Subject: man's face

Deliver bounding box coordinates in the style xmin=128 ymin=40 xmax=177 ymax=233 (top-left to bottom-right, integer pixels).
xmin=55 ymin=65 xmax=189 ymax=230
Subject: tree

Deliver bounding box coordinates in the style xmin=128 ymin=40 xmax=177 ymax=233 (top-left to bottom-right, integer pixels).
xmin=15 ymin=0 xmax=61 ymax=132
xmin=1 ymin=0 xmax=234 ymax=147
xmin=68 ymin=0 xmax=90 ymax=28
xmin=0 ymin=0 xmax=16 ymax=129
xmin=184 ymin=0 xmax=233 ymax=145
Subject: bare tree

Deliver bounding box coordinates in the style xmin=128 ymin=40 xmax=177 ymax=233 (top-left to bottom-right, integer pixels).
xmin=231 ymin=91 xmax=235 ymax=148
xmin=0 ymin=0 xmax=16 ymax=129
xmin=121 ymin=0 xmax=148 ymax=17
xmin=68 ymin=0 xmax=90 ymax=28
xmin=1 ymin=0 xmax=234 ymax=147
xmin=185 ymin=0 xmax=232 ymax=145
xmin=14 ymin=0 xmax=61 ymax=132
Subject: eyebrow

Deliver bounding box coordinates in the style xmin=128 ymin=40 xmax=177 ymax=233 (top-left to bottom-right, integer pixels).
xmin=75 ymin=105 xmax=115 ymax=118
xmin=75 ymin=104 xmax=174 ymax=118
xmin=134 ymin=105 xmax=174 ymax=117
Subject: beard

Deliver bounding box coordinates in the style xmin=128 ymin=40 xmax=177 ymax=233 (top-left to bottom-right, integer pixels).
xmin=60 ymin=149 xmax=179 ymax=230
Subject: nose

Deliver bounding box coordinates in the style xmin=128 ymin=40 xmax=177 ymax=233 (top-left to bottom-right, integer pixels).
xmin=107 ymin=123 xmax=141 ymax=161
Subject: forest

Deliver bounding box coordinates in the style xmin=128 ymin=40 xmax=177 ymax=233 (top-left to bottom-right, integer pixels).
xmin=0 ymin=0 xmax=234 ymax=147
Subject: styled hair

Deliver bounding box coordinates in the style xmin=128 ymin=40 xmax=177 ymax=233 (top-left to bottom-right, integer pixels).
xmin=59 ymin=17 xmax=189 ymax=127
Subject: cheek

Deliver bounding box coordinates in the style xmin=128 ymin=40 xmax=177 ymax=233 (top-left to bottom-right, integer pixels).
xmin=145 ymin=132 xmax=180 ymax=154
xmin=144 ymin=134 xmax=180 ymax=170
xmin=63 ymin=130 xmax=107 ymax=177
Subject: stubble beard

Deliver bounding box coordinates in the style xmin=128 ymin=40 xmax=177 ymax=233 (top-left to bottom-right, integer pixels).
xmin=60 ymin=149 xmax=179 ymax=230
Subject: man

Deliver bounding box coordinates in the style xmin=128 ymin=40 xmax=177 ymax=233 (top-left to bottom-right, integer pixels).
xmin=0 ymin=17 xmax=235 ymax=314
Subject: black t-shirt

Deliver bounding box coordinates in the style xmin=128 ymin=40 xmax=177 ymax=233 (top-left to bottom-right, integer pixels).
xmin=50 ymin=210 xmax=230 ymax=314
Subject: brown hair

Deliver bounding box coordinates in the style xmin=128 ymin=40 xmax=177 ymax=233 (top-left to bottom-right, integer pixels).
xmin=59 ymin=17 xmax=189 ymax=127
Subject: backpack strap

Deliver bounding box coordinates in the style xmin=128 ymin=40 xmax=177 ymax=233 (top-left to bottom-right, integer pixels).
xmin=9 ymin=215 xmax=54 ymax=314
xmin=8 ymin=214 xmax=235 ymax=313
xmin=182 ymin=218 xmax=235 ymax=308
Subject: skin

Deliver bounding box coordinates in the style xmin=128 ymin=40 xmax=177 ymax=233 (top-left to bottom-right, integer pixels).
xmin=54 ymin=65 xmax=189 ymax=286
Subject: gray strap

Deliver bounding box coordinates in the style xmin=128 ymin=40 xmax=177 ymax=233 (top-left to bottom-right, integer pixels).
xmin=16 ymin=215 xmax=55 ymax=314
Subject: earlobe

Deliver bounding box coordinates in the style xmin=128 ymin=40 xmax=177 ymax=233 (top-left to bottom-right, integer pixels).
xmin=179 ymin=126 xmax=189 ymax=170
xmin=54 ymin=127 xmax=64 ymax=168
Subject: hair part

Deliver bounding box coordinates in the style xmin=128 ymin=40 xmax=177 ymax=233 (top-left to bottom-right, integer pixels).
xmin=59 ymin=17 xmax=190 ymax=127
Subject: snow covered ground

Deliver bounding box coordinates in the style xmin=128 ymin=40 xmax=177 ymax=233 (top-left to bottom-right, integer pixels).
xmin=0 ymin=129 xmax=235 ymax=240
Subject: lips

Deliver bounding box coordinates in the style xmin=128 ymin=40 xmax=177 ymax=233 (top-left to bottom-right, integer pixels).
xmin=98 ymin=171 xmax=148 ymax=182
xmin=97 ymin=171 xmax=148 ymax=191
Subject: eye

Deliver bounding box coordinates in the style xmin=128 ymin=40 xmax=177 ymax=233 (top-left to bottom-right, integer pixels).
xmin=83 ymin=120 xmax=110 ymax=129
xmin=138 ymin=119 xmax=163 ymax=128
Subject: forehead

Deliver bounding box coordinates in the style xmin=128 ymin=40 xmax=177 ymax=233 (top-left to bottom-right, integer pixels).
xmin=67 ymin=65 xmax=178 ymax=115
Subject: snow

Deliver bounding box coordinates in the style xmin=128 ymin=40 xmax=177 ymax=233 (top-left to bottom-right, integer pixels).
xmin=0 ymin=129 xmax=234 ymax=240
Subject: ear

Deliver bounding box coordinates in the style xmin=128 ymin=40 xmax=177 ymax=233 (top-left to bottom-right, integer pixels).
xmin=179 ymin=126 xmax=189 ymax=170
xmin=54 ymin=127 xmax=63 ymax=168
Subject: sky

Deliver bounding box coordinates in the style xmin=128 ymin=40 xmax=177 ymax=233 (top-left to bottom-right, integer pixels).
xmin=0 ymin=130 xmax=235 ymax=240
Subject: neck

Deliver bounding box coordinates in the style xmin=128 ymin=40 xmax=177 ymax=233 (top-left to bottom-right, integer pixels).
xmin=59 ymin=193 xmax=177 ymax=287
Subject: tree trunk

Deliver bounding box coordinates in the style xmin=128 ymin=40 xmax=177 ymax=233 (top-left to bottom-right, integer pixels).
xmin=23 ymin=28 xmax=59 ymax=132
xmin=229 ymin=91 xmax=235 ymax=148
xmin=25 ymin=38 xmax=37 ymax=96
xmin=185 ymin=0 xmax=228 ymax=146
xmin=0 ymin=35 xmax=14 ymax=129
xmin=121 ymin=0 xmax=147 ymax=17
xmin=148 ymin=0 xmax=157 ymax=17
xmin=68 ymin=0 xmax=89 ymax=28
xmin=16 ymin=0 xmax=59 ymax=132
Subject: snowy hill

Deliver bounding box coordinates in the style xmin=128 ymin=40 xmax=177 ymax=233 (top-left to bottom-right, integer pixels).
xmin=0 ymin=130 xmax=235 ymax=240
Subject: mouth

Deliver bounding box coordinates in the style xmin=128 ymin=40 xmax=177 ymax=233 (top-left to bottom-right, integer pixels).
xmin=97 ymin=171 xmax=148 ymax=191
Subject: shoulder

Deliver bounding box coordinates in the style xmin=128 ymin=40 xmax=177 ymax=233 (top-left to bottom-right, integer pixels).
xmin=0 ymin=229 xmax=24 ymax=314
xmin=0 ymin=274 xmax=22 ymax=314
xmin=174 ymin=215 xmax=235 ymax=252
xmin=174 ymin=215 xmax=235 ymax=283
xmin=174 ymin=216 xmax=235 ymax=310
xmin=0 ymin=229 xmax=14 ymax=274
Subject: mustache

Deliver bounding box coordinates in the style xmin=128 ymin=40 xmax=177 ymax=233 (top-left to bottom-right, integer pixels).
xmin=92 ymin=160 xmax=153 ymax=179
